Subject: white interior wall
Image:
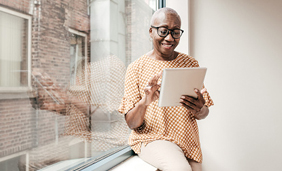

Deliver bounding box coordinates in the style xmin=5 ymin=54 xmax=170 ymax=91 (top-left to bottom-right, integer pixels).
xmin=167 ymin=0 xmax=282 ymax=170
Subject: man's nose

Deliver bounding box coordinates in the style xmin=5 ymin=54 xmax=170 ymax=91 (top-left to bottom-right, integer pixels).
xmin=165 ymin=31 xmax=174 ymax=41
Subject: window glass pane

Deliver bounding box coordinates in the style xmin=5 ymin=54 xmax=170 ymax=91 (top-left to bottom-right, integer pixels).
xmin=0 ymin=0 xmax=159 ymax=170
xmin=0 ymin=11 xmax=28 ymax=87
xmin=70 ymin=34 xmax=86 ymax=87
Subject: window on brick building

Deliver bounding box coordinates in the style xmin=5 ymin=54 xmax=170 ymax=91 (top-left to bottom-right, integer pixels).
xmin=69 ymin=29 xmax=87 ymax=87
xmin=0 ymin=7 xmax=31 ymax=91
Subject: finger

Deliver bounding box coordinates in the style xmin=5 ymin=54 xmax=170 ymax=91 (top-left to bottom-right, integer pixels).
xmin=153 ymin=91 xmax=160 ymax=101
xmin=152 ymin=75 xmax=159 ymax=85
xmin=180 ymin=101 xmax=201 ymax=115
xmin=180 ymin=99 xmax=197 ymax=109
xmin=147 ymin=76 xmax=154 ymax=86
xmin=151 ymin=84 xmax=160 ymax=92
xmin=156 ymin=71 xmax=163 ymax=85
xmin=180 ymin=101 xmax=197 ymax=112
xmin=155 ymin=88 xmax=160 ymax=95
xmin=180 ymin=95 xmax=197 ymax=105
xmin=148 ymin=74 xmax=158 ymax=86
xmin=183 ymin=91 xmax=205 ymax=110
xmin=144 ymin=87 xmax=150 ymax=95
xmin=180 ymin=96 xmax=203 ymax=113
xmin=194 ymin=88 xmax=205 ymax=102
xmin=194 ymin=88 xmax=201 ymax=96
xmin=144 ymin=84 xmax=159 ymax=96
xmin=200 ymin=88 xmax=207 ymax=94
xmin=155 ymin=91 xmax=160 ymax=98
xmin=148 ymin=73 xmax=162 ymax=86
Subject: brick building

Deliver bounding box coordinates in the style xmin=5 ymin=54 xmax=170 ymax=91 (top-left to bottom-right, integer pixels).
xmin=0 ymin=0 xmax=155 ymax=170
xmin=0 ymin=0 xmax=90 ymax=170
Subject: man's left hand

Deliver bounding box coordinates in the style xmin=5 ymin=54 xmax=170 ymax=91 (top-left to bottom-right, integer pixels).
xmin=180 ymin=88 xmax=206 ymax=116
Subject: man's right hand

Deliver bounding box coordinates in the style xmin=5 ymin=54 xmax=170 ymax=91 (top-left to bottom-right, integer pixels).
xmin=143 ymin=71 xmax=162 ymax=106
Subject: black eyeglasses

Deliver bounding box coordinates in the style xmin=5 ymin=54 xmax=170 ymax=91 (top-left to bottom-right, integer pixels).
xmin=151 ymin=26 xmax=184 ymax=39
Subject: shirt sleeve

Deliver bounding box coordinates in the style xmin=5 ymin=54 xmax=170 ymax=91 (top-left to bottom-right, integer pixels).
xmin=118 ymin=63 xmax=141 ymax=115
xmin=203 ymin=89 xmax=214 ymax=107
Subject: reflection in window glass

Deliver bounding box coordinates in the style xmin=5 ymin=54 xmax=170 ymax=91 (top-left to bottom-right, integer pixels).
xmin=0 ymin=0 xmax=159 ymax=170
xmin=0 ymin=11 xmax=29 ymax=88
xmin=69 ymin=31 xmax=86 ymax=87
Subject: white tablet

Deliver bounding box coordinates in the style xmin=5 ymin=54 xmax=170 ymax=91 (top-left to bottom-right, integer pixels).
xmin=158 ymin=67 xmax=207 ymax=107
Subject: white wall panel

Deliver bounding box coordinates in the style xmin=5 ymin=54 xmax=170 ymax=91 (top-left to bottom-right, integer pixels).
xmin=167 ymin=0 xmax=282 ymax=170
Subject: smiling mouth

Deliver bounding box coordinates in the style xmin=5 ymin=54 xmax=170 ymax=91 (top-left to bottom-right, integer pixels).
xmin=162 ymin=44 xmax=173 ymax=48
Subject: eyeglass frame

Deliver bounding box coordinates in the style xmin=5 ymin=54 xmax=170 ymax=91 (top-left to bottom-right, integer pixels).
xmin=151 ymin=25 xmax=184 ymax=39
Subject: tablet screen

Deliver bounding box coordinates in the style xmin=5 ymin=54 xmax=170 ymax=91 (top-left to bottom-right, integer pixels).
xmin=158 ymin=67 xmax=207 ymax=107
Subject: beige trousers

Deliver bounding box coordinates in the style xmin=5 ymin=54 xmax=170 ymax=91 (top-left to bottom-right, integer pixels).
xmin=138 ymin=140 xmax=202 ymax=171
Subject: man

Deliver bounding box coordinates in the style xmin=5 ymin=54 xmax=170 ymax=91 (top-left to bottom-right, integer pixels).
xmin=119 ymin=7 xmax=214 ymax=171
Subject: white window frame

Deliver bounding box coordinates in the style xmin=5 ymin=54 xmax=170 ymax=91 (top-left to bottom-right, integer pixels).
xmin=68 ymin=28 xmax=88 ymax=88
xmin=0 ymin=7 xmax=32 ymax=93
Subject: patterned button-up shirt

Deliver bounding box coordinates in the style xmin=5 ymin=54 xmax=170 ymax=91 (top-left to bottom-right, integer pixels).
xmin=119 ymin=53 xmax=214 ymax=163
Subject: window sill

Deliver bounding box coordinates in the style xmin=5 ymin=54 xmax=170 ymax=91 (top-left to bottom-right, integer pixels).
xmin=109 ymin=156 xmax=157 ymax=171
xmin=0 ymin=87 xmax=31 ymax=92
xmin=73 ymin=146 xmax=134 ymax=171
xmin=38 ymin=158 xmax=88 ymax=171
xmin=0 ymin=88 xmax=35 ymax=100
xmin=39 ymin=155 xmax=158 ymax=171
xmin=34 ymin=146 xmax=134 ymax=171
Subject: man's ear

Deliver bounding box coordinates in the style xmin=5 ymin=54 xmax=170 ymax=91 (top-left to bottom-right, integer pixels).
xmin=149 ymin=27 xmax=153 ymax=38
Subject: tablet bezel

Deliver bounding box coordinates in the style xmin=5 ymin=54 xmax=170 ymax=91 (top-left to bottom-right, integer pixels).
xmin=158 ymin=67 xmax=207 ymax=107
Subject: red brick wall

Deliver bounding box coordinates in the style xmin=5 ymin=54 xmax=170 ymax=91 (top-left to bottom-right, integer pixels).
xmin=0 ymin=0 xmax=90 ymax=160
xmin=0 ymin=99 xmax=35 ymax=157
xmin=33 ymin=0 xmax=90 ymax=86
xmin=0 ymin=0 xmax=30 ymax=14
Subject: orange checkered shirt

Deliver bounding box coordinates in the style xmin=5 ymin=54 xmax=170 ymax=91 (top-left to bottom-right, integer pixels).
xmin=119 ymin=53 xmax=214 ymax=163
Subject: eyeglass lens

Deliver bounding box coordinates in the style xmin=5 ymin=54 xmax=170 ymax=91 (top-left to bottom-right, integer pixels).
xmin=158 ymin=27 xmax=182 ymax=39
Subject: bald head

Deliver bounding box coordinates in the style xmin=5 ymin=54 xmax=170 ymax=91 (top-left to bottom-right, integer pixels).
xmin=150 ymin=7 xmax=181 ymax=26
